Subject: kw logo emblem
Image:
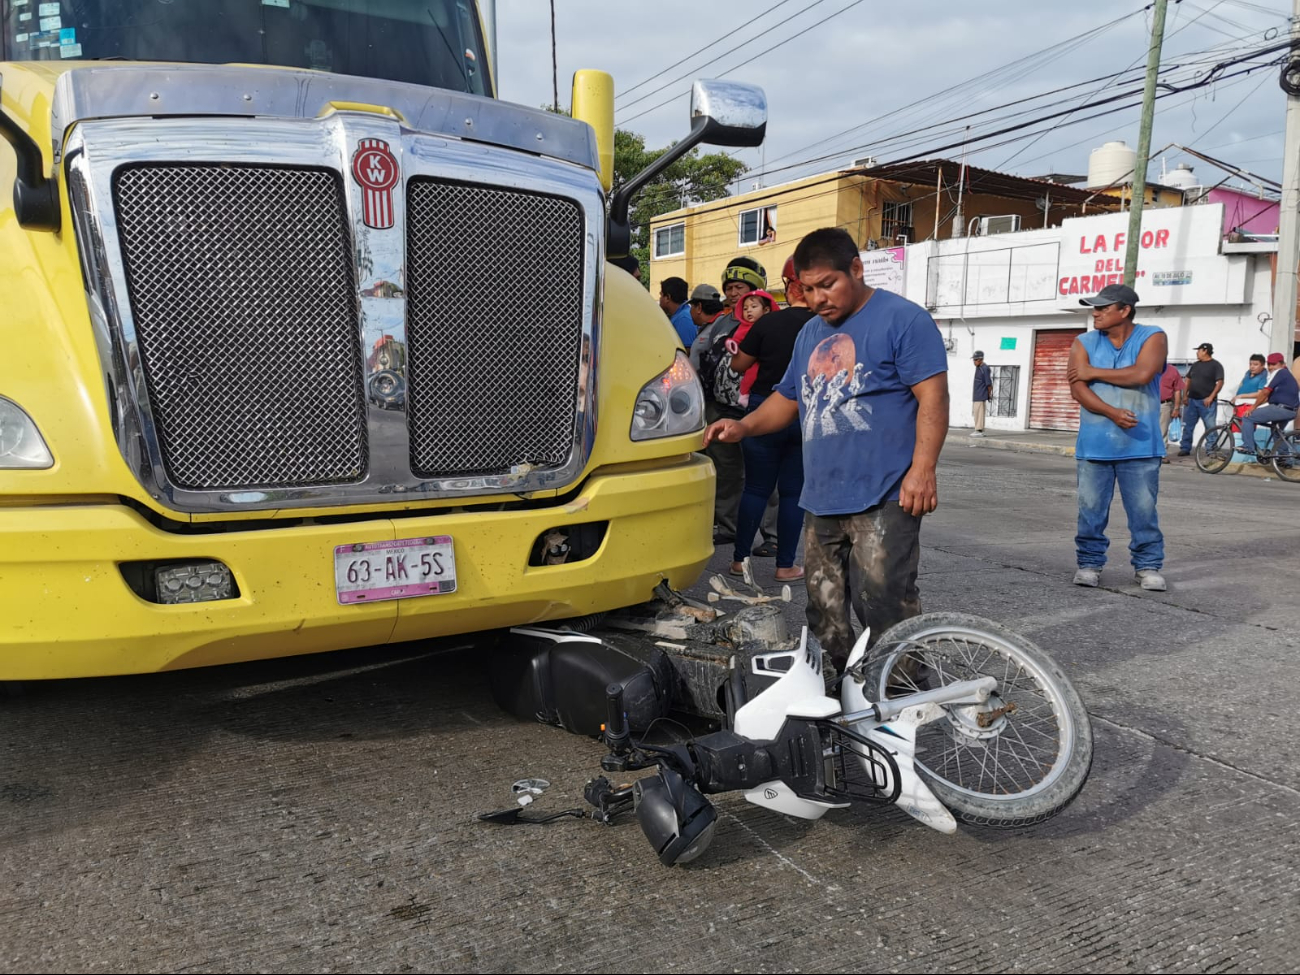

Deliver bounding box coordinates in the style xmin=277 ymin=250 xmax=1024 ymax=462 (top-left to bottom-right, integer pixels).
xmin=351 ymin=138 xmax=400 ymax=229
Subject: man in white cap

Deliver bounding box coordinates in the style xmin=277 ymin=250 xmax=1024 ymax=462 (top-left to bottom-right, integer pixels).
xmin=1066 ymin=283 xmax=1169 ymax=592
xmin=971 ymin=351 xmax=992 ymax=437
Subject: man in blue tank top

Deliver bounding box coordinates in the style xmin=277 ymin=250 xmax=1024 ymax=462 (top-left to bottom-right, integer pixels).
xmin=1067 ymin=284 xmax=1168 ymax=592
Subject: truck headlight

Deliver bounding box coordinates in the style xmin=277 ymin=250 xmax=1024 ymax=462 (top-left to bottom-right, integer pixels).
xmin=631 ymin=352 xmax=705 ymax=442
xmin=0 ymin=397 xmax=54 ymax=469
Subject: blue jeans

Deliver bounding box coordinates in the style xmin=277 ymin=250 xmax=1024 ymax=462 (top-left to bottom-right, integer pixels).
xmin=1076 ymin=458 xmax=1164 ymax=570
xmin=1237 ymin=405 xmax=1296 ymax=453
xmin=1179 ymin=397 xmax=1217 ymax=452
xmin=734 ymin=396 xmax=805 ymax=568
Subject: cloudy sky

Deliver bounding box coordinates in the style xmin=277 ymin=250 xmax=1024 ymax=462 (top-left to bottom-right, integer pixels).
xmin=495 ymin=0 xmax=1290 ymax=198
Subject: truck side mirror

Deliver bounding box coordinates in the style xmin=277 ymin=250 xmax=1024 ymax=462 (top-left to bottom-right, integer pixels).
xmin=0 ymin=82 xmax=61 ymax=232
xmin=607 ymin=80 xmax=766 ymax=258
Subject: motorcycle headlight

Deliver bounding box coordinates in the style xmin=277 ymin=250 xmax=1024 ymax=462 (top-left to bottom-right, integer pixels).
xmin=630 ymin=351 xmax=705 ymax=442
xmin=633 ymin=766 xmax=717 ymax=866
xmin=0 ymin=397 xmax=54 ymax=469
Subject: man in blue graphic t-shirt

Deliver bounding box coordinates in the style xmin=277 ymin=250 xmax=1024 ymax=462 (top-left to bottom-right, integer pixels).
xmin=1067 ymin=283 xmax=1169 ymax=592
xmin=704 ymin=228 xmax=950 ymax=673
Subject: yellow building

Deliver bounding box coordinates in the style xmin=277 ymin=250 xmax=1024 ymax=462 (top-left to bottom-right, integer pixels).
xmin=649 ymin=160 xmax=1112 ymax=299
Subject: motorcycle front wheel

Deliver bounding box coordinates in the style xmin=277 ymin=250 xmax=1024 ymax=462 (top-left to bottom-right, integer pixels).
xmin=864 ymin=612 xmax=1093 ymax=828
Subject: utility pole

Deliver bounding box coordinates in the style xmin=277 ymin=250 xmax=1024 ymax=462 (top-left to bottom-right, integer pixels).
xmin=1272 ymin=0 xmax=1300 ymax=357
xmin=1123 ymin=0 xmax=1168 ymax=289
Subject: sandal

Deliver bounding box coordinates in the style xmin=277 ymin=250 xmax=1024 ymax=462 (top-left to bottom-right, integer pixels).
xmin=752 ymin=540 xmax=778 ymax=558
xmin=774 ymin=566 xmax=804 ymax=582
xmin=729 ymin=562 xmax=746 ymax=577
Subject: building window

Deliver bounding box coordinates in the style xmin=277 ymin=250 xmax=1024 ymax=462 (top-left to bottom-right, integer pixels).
xmin=989 ymin=365 xmax=1020 ymax=418
xmin=739 ymin=206 xmax=777 ymax=246
xmin=882 ymin=200 xmax=913 ymax=243
xmin=653 ymin=222 xmax=685 ymax=259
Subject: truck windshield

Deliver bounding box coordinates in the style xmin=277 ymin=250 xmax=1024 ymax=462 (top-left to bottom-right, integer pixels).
xmin=1 ymin=0 xmax=490 ymax=96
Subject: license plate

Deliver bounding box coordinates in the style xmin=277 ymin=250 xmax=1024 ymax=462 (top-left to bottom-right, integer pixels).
xmin=334 ymin=536 xmax=456 ymax=604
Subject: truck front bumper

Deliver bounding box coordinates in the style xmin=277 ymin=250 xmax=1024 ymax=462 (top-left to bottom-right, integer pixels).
xmin=0 ymin=458 xmax=714 ymax=679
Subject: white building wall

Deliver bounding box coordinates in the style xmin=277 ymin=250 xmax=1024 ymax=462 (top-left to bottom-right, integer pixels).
xmin=889 ymin=204 xmax=1278 ymax=431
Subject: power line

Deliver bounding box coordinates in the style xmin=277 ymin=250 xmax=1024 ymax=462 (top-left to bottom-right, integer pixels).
xmin=745 ymin=23 xmax=1282 ymax=184
xmin=616 ymin=0 xmax=835 ymax=117
xmin=755 ymin=9 xmax=1147 ymax=177
xmin=1190 ymin=69 xmax=1274 ymax=144
xmin=616 ymin=0 xmax=869 ymax=125
xmin=614 ymin=0 xmax=797 ymax=103
xmin=746 ymin=3 xmax=1271 ymax=177
xmin=745 ymin=36 xmax=1288 ymax=185
xmin=992 ymin=0 xmax=1244 ymax=171
xmin=642 ymin=52 xmax=1284 ymax=239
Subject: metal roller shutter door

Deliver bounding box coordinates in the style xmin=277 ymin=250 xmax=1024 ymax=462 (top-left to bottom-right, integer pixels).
xmin=1029 ymin=329 xmax=1085 ymax=431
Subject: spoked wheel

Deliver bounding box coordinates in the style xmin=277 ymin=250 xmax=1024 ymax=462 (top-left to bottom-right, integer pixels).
xmin=1273 ymin=431 xmax=1300 ymax=483
xmin=864 ymin=612 xmax=1093 ymax=828
xmin=1194 ymin=423 xmax=1237 ymax=474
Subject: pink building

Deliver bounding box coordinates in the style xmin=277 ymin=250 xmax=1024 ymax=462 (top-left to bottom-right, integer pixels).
xmin=1206 ymin=186 xmax=1279 ymax=236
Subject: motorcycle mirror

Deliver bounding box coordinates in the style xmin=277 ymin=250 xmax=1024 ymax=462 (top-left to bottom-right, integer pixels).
xmin=633 ymin=766 xmax=718 ymax=866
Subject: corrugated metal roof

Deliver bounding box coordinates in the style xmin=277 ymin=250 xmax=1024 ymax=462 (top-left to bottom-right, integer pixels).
xmin=845 ymin=159 xmax=1107 ymax=206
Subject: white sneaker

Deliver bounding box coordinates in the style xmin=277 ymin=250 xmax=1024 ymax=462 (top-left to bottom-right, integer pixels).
xmin=1073 ymin=567 xmax=1101 ymax=587
xmin=1135 ymin=569 xmax=1167 ymax=592
xmin=970 ymin=431 xmax=985 ymax=438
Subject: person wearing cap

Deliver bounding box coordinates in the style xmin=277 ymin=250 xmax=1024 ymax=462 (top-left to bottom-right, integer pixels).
xmin=1177 ymin=342 xmax=1224 ymax=457
xmin=691 ymin=257 xmax=774 ymax=546
xmin=1237 ymin=352 xmax=1300 ymax=457
xmin=1066 ymin=283 xmax=1168 ymax=592
xmin=686 ymin=283 xmax=724 ymax=367
xmin=971 ymin=351 xmax=992 ymax=437
xmin=608 ymin=253 xmax=642 ymax=281
xmin=657 ymin=276 xmax=695 ymax=350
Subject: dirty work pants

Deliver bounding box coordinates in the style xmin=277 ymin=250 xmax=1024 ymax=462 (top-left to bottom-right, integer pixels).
xmin=803 ymin=502 xmax=923 ymax=671
xmin=703 ymin=401 xmax=745 ymax=535
xmin=704 ymin=401 xmax=778 ymax=539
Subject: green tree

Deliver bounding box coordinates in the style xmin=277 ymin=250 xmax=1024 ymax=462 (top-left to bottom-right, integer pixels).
xmin=612 ymin=129 xmax=747 ymax=286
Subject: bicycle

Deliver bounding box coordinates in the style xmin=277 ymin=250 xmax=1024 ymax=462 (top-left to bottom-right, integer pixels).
xmin=1194 ymin=398 xmax=1300 ymax=481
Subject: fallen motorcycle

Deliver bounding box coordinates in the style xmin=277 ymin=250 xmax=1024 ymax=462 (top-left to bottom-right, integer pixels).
xmin=584 ymin=612 xmax=1093 ymax=866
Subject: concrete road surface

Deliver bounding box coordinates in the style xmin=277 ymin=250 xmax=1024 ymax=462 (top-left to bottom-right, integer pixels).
xmin=2 ymin=446 xmax=1296 ymax=973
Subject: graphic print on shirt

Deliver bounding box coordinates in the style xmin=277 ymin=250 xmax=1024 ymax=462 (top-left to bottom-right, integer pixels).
xmin=801 ymin=332 xmax=872 ymax=439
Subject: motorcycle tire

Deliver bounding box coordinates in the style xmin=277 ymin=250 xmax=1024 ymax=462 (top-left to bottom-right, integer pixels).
xmin=864 ymin=612 xmax=1093 ymax=829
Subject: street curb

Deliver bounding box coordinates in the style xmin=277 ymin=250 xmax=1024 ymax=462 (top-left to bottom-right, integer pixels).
xmin=963 ymin=437 xmax=1076 ymax=459
xmin=961 ymin=436 xmax=1287 ymax=481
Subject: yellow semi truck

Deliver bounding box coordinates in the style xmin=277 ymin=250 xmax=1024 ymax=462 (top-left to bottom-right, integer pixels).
xmin=0 ymin=1 xmax=767 ymax=679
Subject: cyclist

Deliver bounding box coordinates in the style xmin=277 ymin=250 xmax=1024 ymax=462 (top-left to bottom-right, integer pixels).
xmin=1237 ymin=353 xmax=1299 ymax=457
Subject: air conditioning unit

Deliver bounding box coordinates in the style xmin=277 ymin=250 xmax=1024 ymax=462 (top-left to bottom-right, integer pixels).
xmin=979 ymin=214 xmax=1021 ymax=235
xmin=852 ymin=156 xmax=878 ymax=169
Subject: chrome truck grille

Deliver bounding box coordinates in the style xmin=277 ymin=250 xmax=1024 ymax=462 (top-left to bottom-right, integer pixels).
xmin=113 ymin=164 xmax=368 ymax=490
xmin=404 ymin=179 xmax=585 ymax=477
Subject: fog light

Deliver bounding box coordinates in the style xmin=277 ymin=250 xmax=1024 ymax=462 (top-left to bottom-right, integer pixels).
xmin=154 ymin=562 xmax=234 ymax=604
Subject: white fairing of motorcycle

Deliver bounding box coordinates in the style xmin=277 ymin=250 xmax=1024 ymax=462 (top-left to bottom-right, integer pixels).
xmin=841 ymin=630 xmax=957 ymax=834
xmin=732 ymin=631 xmax=848 ymax=819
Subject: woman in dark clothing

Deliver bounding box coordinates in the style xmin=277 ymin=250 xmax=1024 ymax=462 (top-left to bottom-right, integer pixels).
xmin=728 ymin=258 xmax=814 ymax=582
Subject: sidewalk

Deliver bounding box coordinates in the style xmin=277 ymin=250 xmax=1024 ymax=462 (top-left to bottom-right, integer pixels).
xmin=949 ymin=426 xmax=1286 ymax=480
